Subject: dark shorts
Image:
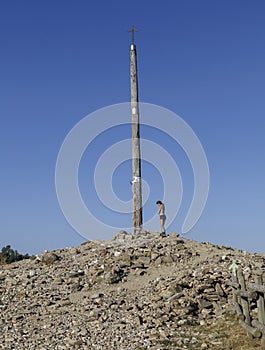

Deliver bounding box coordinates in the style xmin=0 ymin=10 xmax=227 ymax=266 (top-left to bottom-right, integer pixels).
xmin=160 ymin=215 xmax=166 ymax=220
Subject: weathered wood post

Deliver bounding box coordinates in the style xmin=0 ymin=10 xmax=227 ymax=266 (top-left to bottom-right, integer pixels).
xmin=237 ymin=267 xmax=251 ymax=325
xmin=236 ymin=269 xmax=261 ymax=338
xmin=229 ymin=261 xmax=239 ymax=305
xmin=230 ymin=269 xmax=265 ymax=345
xmin=128 ymin=25 xmax=143 ymax=233
xmin=255 ymin=274 xmax=265 ymax=349
xmin=255 ymin=275 xmax=265 ymax=325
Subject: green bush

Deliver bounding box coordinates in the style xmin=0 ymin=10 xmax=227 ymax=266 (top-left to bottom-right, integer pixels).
xmin=0 ymin=245 xmax=30 ymax=265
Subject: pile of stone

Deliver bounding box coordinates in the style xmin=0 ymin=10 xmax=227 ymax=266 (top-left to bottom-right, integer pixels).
xmin=0 ymin=231 xmax=264 ymax=349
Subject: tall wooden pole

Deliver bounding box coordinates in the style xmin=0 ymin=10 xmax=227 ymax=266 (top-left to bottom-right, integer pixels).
xmin=129 ymin=26 xmax=143 ymax=233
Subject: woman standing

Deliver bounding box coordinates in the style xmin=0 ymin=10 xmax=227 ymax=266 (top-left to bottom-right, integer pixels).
xmin=156 ymin=200 xmax=166 ymax=237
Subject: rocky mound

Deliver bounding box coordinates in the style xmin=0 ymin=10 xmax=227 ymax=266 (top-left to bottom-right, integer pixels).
xmin=0 ymin=231 xmax=264 ymax=349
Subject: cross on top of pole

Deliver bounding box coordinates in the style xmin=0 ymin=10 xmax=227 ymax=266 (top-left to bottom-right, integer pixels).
xmin=128 ymin=25 xmax=138 ymax=44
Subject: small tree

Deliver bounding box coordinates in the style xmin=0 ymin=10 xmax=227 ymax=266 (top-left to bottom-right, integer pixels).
xmin=0 ymin=245 xmax=30 ymax=265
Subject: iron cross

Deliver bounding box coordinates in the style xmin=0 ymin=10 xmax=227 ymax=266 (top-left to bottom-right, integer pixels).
xmin=128 ymin=25 xmax=138 ymax=44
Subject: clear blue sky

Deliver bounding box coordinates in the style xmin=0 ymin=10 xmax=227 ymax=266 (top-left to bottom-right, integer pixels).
xmin=1 ymin=0 xmax=264 ymax=255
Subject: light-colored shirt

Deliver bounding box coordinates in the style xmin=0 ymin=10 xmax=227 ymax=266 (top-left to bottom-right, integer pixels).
xmin=158 ymin=204 xmax=165 ymax=216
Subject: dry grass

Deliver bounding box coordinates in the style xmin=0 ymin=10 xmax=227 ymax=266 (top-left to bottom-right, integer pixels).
xmin=213 ymin=312 xmax=260 ymax=350
xmin=154 ymin=311 xmax=261 ymax=350
xmin=192 ymin=311 xmax=260 ymax=349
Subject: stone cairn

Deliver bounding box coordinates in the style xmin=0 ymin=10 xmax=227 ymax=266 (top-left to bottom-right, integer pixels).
xmin=0 ymin=231 xmax=265 ymax=349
